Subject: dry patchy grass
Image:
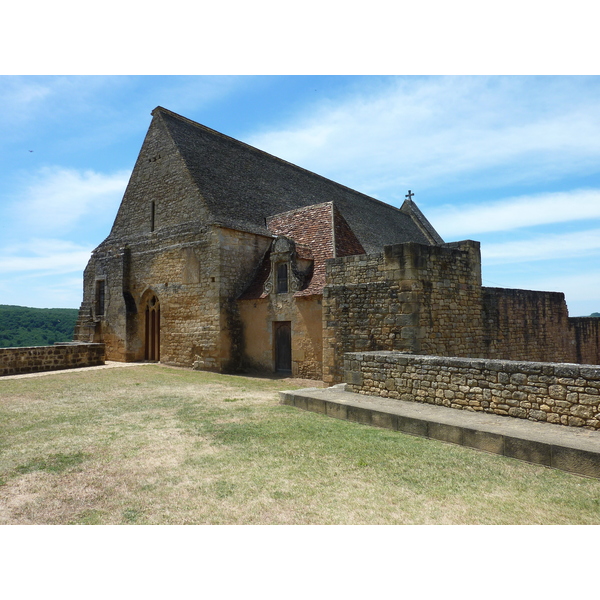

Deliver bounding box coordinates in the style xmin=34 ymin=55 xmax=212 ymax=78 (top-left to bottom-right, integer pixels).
xmin=1 ymin=364 xmax=600 ymax=524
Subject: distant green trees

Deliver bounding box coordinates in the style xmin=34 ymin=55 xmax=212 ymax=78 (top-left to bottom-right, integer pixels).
xmin=0 ymin=305 xmax=78 ymax=348
xmin=1 ymin=304 xmax=597 ymax=349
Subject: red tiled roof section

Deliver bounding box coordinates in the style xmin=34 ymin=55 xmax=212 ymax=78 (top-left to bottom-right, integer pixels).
xmin=239 ymin=202 xmax=366 ymax=300
xmin=267 ymin=202 xmax=364 ymax=297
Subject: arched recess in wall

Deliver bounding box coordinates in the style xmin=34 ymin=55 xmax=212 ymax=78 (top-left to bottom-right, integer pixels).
xmin=140 ymin=290 xmax=161 ymax=361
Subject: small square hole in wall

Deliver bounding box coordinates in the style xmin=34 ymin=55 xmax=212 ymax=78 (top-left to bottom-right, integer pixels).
xmin=211 ymin=277 xmax=215 ymax=282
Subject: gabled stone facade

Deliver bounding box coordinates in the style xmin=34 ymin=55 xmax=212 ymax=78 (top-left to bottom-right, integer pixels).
xmin=73 ymin=107 xmax=441 ymax=378
xmin=74 ymin=107 xmax=600 ymax=382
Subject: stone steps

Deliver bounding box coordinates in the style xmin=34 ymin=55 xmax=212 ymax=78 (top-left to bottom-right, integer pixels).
xmin=280 ymin=385 xmax=600 ymax=479
xmin=73 ymin=301 xmax=95 ymax=341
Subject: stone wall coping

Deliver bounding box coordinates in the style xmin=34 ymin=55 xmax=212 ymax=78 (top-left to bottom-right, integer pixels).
xmin=0 ymin=342 xmax=104 ymax=351
xmin=0 ymin=343 xmax=106 ymax=377
xmin=53 ymin=342 xmax=105 ymax=347
xmin=344 ymin=351 xmax=600 ymax=379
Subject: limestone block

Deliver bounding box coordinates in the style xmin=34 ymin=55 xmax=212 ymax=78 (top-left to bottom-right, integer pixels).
xmin=548 ymin=385 xmax=567 ymax=400
xmin=508 ymin=407 xmax=527 ymax=418
xmin=579 ymin=394 xmax=600 ymax=405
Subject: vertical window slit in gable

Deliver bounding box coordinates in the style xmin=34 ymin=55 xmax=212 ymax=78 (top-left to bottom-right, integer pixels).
xmin=95 ymin=280 xmax=105 ymax=317
xmin=151 ymin=201 xmax=155 ymax=232
xmin=276 ymin=262 xmax=288 ymax=294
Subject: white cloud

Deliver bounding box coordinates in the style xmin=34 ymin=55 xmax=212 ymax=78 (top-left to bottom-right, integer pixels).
xmin=429 ymin=189 xmax=600 ymax=238
xmin=481 ymin=228 xmax=600 ymax=264
xmin=10 ymin=166 xmax=129 ymax=236
xmin=535 ymin=271 xmax=600 ymax=301
xmin=0 ymin=239 xmax=92 ymax=275
xmin=0 ymin=238 xmax=93 ymax=307
xmin=0 ymin=77 xmax=53 ymax=127
xmin=491 ymin=267 xmax=600 ymax=313
xmin=246 ymin=77 xmax=600 ymax=198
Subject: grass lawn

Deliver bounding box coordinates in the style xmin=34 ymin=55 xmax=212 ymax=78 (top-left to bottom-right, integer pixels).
xmin=1 ymin=364 xmax=600 ymax=525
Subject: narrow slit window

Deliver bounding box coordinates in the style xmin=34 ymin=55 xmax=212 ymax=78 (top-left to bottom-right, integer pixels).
xmin=95 ymin=280 xmax=105 ymax=317
xmin=150 ymin=201 xmax=155 ymax=232
xmin=276 ymin=263 xmax=288 ymax=294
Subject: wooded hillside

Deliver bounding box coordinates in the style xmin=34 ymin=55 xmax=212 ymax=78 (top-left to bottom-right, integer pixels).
xmin=0 ymin=305 xmax=78 ymax=348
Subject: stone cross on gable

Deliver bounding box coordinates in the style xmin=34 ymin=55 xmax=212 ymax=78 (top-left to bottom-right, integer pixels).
xmin=405 ymin=190 xmax=414 ymax=201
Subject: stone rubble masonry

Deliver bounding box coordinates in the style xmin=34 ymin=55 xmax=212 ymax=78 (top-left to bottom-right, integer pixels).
xmin=323 ymin=239 xmax=600 ymax=384
xmin=71 ymin=107 xmax=600 ymax=380
xmin=344 ymin=351 xmax=600 ymax=430
xmin=481 ymin=287 xmax=599 ymax=363
xmin=74 ymin=223 xmax=271 ymax=372
xmin=0 ymin=343 xmax=105 ymax=377
xmin=323 ymin=240 xmax=484 ymax=383
xmin=72 ymin=108 xmax=276 ymax=373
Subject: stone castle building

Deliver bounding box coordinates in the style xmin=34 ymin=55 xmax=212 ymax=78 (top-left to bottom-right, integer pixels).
xmin=74 ymin=107 xmax=600 ymax=382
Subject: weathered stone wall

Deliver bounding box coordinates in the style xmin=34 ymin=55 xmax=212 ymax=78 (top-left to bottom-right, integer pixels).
xmin=323 ymin=240 xmax=600 ymax=384
xmin=75 ymin=223 xmax=272 ymax=371
xmin=569 ymin=317 xmax=600 ymax=365
xmin=108 ymin=112 xmax=211 ymax=239
xmin=482 ymin=287 xmax=573 ymax=363
xmin=344 ymin=351 xmax=600 ymax=430
xmin=0 ymin=343 xmax=105 ymax=377
xmin=75 ymin=225 xmax=219 ymax=366
xmin=322 ymin=241 xmax=483 ymax=384
xmin=216 ymin=227 xmax=273 ymax=372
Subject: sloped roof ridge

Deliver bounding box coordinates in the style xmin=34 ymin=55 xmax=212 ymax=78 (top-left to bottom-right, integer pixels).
xmin=151 ymin=106 xmax=418 ymax=219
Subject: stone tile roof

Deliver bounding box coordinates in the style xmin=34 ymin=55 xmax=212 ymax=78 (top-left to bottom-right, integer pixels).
xmin=153 ymin=107 xmax=443 ymax=253
xmin=400 ymin=198 xmax=444 ymax=245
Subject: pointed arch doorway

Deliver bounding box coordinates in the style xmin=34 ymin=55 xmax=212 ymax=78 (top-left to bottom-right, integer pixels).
xmin=144 ymin=294 xmax=160 ymax=361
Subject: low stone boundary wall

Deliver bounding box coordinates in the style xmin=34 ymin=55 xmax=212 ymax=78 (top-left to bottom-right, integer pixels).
xmin=344 ymin=351 xmax=600 ymax=430
xmin=0 ymin=343 xmax=105 ymax=377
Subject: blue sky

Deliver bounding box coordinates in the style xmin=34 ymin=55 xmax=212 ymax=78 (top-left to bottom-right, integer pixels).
xmin=1 ymin=75 xmax=599 ymax=316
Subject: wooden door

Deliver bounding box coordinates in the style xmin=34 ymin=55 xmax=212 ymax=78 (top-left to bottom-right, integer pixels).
xmin=274 ymin=321 xmax=291 ymax=372
xmin=144 ymin=295 xmax=160 ymax=361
